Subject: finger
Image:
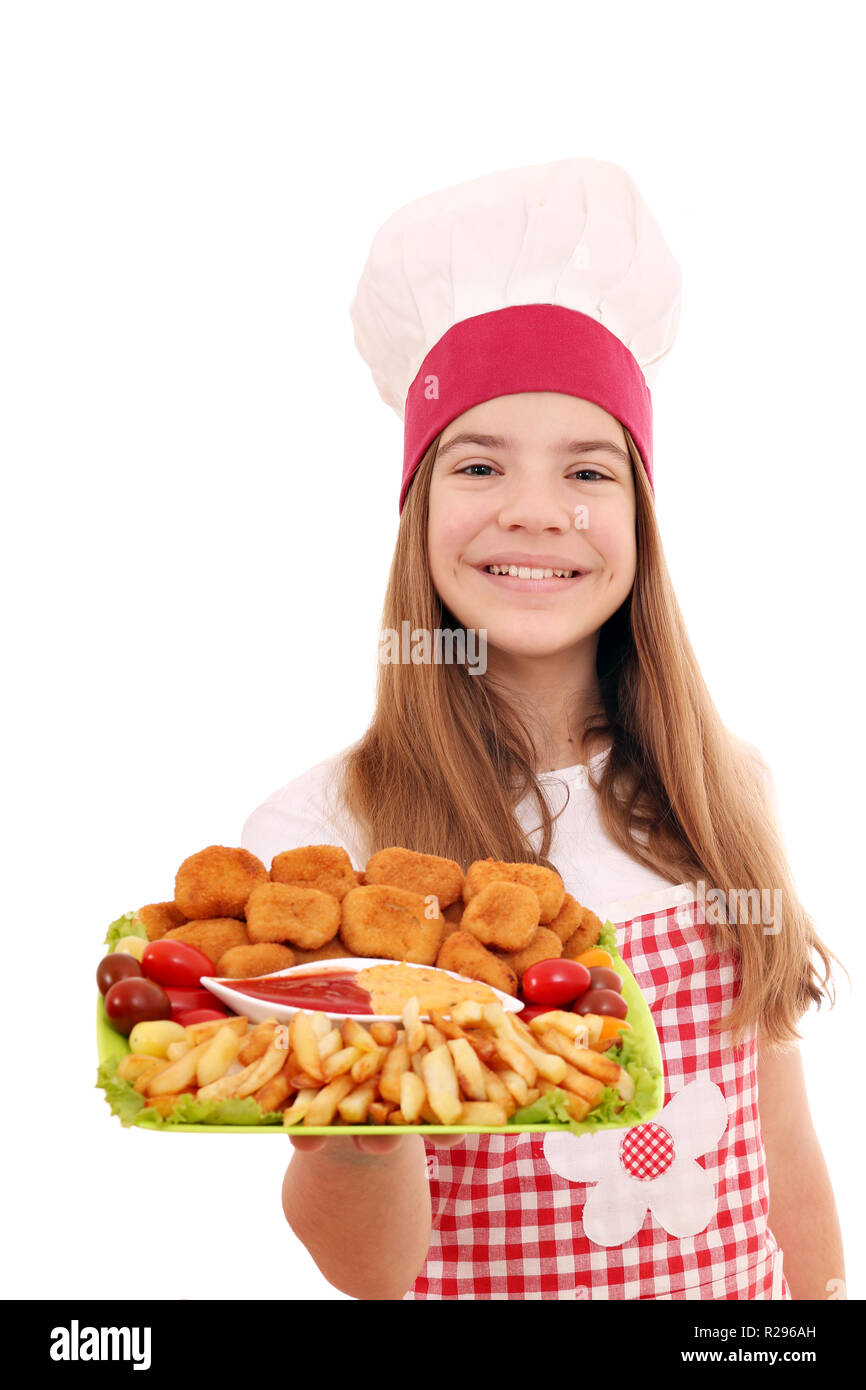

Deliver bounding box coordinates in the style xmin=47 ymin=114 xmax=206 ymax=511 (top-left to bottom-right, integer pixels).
xmin=352 ymin=1134 xmax=405 ymax=1155
xmin=288 ymin=1135 xmax=329 ymax=1152
xmin=427 ymin=1134 xmax=467 ymax=1148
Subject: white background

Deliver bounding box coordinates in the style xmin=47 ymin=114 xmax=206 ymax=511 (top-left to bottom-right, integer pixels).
xmin=3 ymin=0 xmax=862 ymax=1301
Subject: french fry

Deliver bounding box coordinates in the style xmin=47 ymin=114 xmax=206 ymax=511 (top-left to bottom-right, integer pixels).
xmin=528 ymin=1011 xmax=590 ymax=1044
xmin=424 ymin=1022 xmax=447 ymax=1050
xmin=196 ymin=1025 xmax=243 ymax=1087
xmin=144 ymin=1094 xmax=185 ymax=1118
xmin=341 ymin=1018 xmax=378 ymax=1052
xmin=496 ymin=1067 xmax=533 ymax=1106
xmin=146 ymin=1040 xmax=211 ymax=1096
xmin=349 ymin=1046 xmax=387 ymax=1084
xmin=369 ymin=1021 xmax=398 ymax=1046
xmin=451 ymin=1000 xmax=485 ymax=1028
xmin=166 ymin=1040 xmax=192 ymax=1061
xmin=307 ymin=1012 xmax=334 ymax=1041
xmin=575 ymin=1013 xmax=605 ymax=1046
xmin=235 ymin=1040 xmax=288 ymax=1098
xmin=537 ymin=1077 xmax=591 ymax=1121
xmin=117 ymin=1054 xmax=163 ymax=1083
xmin=563 ymin=1046 xmax=623 ymax=1086
xmin=420 ymin=1044 xmax=463 ymax=1125
xmin=402 ymin=998 xmax=426 ymax=1054
xmin=282 ymin=1088 xmax=319 ymax=1126
xmin=379 ymin=1040 xmax=410 ymax=1103
xmin=238 ymin=1019 xmax=280 ymax=1065
xmin=478 ymin=1062 xmax=517 ymax=1116
xmin=446 ymin=1037 xmax=487 ymax=1101
xmin=322 ymin=1045 xmax=363 ymax=1081
xmin=337 ymin=1078 xmax=379 ymax=1124
xmin=183 ymin=1014 xmax=248 ymax=1046
xmin=491 ymin=1036 xmax=536 ymax=1086
xmin=254 ymin=1068 xmax=294 ymax=1114
xmin=500 ymin=1014 xmax=568 ymax=1083
xmin=318 ymin=1029 xmax=344 ymax=1062
xmin=400 ymin=1071 xmax=426 ymax=1123
xmin=303 ymin=1075 xmax=356 ymax=1125
xmin=557 ymin=1061 xmax=606 ymax=1104
xmin=429 ymin=1010 xmax=468 ymax=1041
xmin=461 ymin=1101 xmax=508 ymax=1125
xmin=368 ymin=1100 xmax=397 ymax=1124
xmin=289 ymin=1011 xmax=324 ymax=1083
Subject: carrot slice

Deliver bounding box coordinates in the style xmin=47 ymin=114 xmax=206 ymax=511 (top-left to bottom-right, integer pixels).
xmin=573 ymin=947 xmax=614 ymax=969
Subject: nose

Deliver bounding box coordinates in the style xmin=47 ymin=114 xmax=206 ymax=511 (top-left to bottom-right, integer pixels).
xmin=495 ymin=472 xmax=573 ymax=533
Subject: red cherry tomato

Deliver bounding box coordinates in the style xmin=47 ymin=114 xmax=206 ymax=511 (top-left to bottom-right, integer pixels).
xmin=521 ymin=959 xmax=591 ymax=1006
xmin=165 ymin=986 xmax=223 ymax=1018
xmin=517 ymin=1003 xmax=561 ymax=1025
xmin=572 ymin=988 xmax=628 ymax=1019
xmin=141 ymin=939 xmax=216 ymax=989
xmin=588 ymin=966 xmax=623 ymax=994
xmin=96 ymin=952 xmax=142 ymax=996
xmin=104 ymin=977 xmax=171 ymax=1035
xmin=173 ymin=1007 xmax=230 ymax=1026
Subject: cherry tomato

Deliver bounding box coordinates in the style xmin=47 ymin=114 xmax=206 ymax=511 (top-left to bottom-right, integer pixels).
xmin=96 ymin=952 xmax=142 ymax=996
xmin=165 ymin=987 xmax=223 ymax=1017
xmin=141 ymin=939 xmax=216 ymax=989
xmin=572 ymin=988 xmax=628 ymax=1020
xmin=172 ymin=1007 xmax=231 ymax=1026
xmin=517 ymin=1004 xmax=561 ymax=1025
xmin=588 ymin=966 xmax=623 ymax=994
xmin=521 ymin=959 xmax=591 ymax=1006
xmin=104 ymin=976 xmax=171 ymax=1035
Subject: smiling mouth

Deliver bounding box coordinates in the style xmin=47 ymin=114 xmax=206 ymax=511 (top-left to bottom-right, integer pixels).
xmin=483 ymin=564 xmax=581 ymax=579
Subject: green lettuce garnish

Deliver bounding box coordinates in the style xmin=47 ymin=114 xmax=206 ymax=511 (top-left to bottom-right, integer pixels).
xmin=104 ymin=912 xmax=147 ymax=951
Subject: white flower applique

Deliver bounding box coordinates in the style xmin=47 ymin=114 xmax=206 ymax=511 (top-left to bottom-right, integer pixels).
xmin=542 ymin=1081 xmax=729 ymax=1246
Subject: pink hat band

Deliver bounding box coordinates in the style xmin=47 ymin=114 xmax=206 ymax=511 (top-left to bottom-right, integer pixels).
xmin=400 ymin=303 xmax=653 ymax=512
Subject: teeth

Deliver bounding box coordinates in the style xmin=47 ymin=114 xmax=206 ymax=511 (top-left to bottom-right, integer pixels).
xmin=486 ymin=565 xmax=576 ymax=578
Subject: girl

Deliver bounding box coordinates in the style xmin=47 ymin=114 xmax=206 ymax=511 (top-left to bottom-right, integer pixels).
xmin=242 ymin=159 xmax=845 ymax=1300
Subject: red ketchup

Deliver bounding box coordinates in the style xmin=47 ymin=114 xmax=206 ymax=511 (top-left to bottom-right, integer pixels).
xmin=220 ymin=970 xmax=373 ymax=1014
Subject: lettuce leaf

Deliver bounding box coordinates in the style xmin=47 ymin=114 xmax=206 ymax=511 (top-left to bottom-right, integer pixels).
xmin=104 ymin=912 xmax=147 ymax=951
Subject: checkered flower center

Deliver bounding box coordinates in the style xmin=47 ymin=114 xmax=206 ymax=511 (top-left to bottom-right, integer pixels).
xmin=619 ymin=1123 xmax=675 ymax=1181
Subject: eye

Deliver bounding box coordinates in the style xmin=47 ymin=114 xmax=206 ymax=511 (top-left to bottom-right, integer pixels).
xmin=569 ymin=468 xmax=609 ymax=482
xmin=455 ymin=461 xmax=497 ymax=476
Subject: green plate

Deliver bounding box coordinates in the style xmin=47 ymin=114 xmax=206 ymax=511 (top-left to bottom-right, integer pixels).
xmin=96 ymin=922 xmax=664 ymax=1135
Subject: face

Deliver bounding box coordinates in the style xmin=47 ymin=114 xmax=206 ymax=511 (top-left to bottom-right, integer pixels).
xmin=427 ymin=393 xmax=637 ymax=666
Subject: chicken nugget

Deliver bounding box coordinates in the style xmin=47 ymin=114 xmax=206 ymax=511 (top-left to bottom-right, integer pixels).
xmin=436 ymin=930 xmax=518 ymax=997
xmin=363 ymin=847 xmax=464 ymax=910
xmin=463 ymin=859 xmax=565 ymax=923
xmin=497 ymin=926 xmax=564 ymax=983
xmin=270 ymin=845 xmax=361 ymax=902
xmin=291 ymin=939 xmax=356 ymax=966
xmin=136 ymin=901 xmax=188 ymax=942
xmin=460 ymin=881 xmax=540 ymax=951
xmin=246 ymin=881 xmax=340 ymax=949
xmin=174 ymin=845 xmax=268 ymax=920
xmin=340 ymin=885 xmax=444 ymax=965
xmin=562 ymin=904 xmax=604 ymax=959
xmin=546 ymin=892 xmax=583 ymax=944
xmin=163 ymin=917 xmax=249 ymax=963
xmin=216 ymin=942 xmax=296 ymax=978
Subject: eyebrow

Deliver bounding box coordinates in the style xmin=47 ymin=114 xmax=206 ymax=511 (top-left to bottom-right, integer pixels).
xmin=435 ymin=432 xmax=630 ymax=466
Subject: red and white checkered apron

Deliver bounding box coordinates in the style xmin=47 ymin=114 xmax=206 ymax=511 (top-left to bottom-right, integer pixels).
xmin=405 ymin=892 xmax=791 ymax=1300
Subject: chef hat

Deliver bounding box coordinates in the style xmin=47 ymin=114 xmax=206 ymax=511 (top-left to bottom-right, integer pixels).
xmin=349 ymin=157 xmax=681 ymax=511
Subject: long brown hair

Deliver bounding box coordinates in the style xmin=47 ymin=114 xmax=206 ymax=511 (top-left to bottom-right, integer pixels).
xmin=341 ymin=429 xmax=843 ymax=1048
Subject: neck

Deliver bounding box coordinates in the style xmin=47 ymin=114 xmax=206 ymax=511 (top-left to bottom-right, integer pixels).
xmin=483 ymin=642 xmax=607 ymax=772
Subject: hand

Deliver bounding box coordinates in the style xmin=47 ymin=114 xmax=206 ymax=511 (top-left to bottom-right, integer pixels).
xmin=289 ymin=1132 xmax=466 ymax=1157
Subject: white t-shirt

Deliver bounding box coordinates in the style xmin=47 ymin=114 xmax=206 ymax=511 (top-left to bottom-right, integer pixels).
xmin=240 ymin=742 xmax=686 ymax=922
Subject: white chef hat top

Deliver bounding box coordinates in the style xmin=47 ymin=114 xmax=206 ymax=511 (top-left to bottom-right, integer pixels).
xmin=349 ymin=157 xmax=681 ymax=510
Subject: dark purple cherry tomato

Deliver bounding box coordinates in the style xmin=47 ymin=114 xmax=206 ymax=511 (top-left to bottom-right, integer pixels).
xmin=96 ymin=952 xmax=142 ymax=996
xmin=521 ymin=959 xmax=591 ymax=1006
xmin=104 ymin=976 xmax=171 ymax=1035
xmin=141 ymin=939 xmax=216 ymax=989
xmin=588 ymin=967 xmax=623 ymax=994
xmin=572 ymin=988 xmax=628 ymax=1020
